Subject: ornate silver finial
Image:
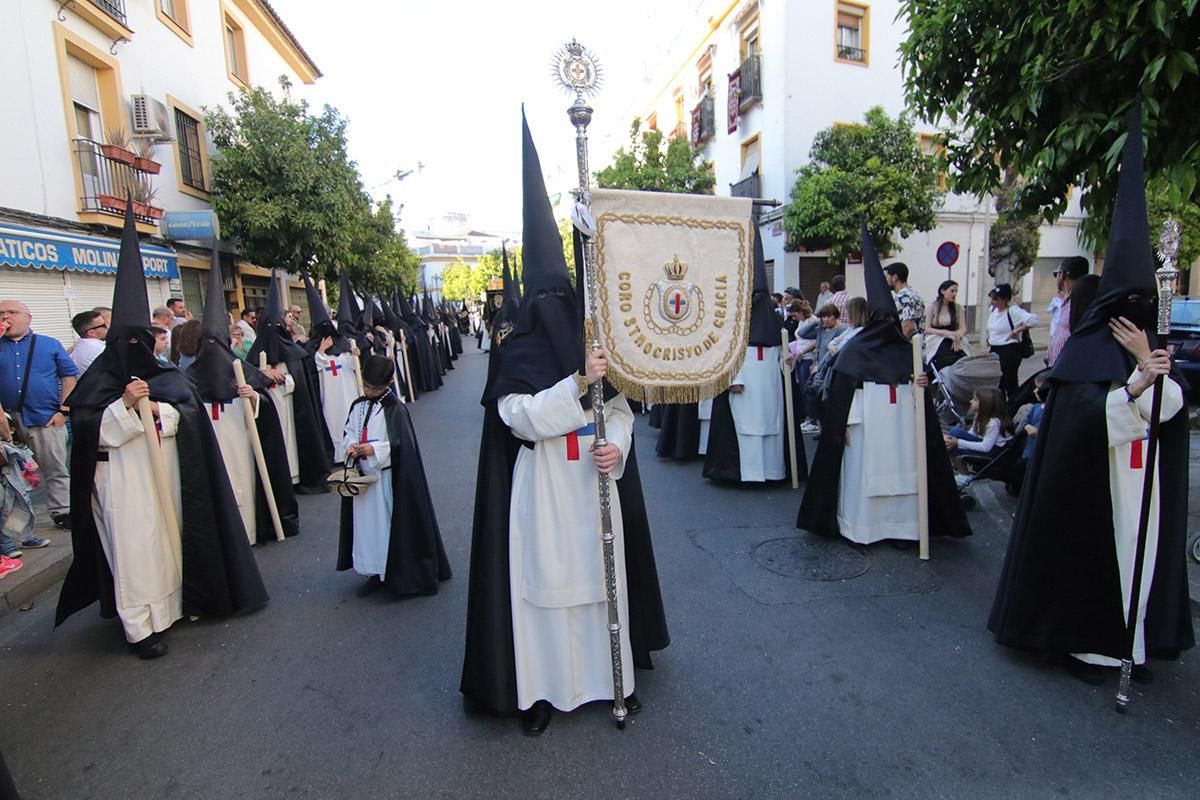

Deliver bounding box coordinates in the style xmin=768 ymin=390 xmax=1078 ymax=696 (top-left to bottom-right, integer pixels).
xmin=1154 ymin=216 xmax=1181 ymax=335
xmin=552 ymin=39 xmax=603 ymax=98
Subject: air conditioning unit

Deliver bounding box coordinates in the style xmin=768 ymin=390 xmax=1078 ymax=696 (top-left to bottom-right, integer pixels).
xmin=130 ymin=94 xmax=171 ymax=140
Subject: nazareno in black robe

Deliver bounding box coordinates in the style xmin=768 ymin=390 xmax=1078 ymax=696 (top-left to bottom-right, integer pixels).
xmin=189 ymin=355 xmax=302 ymax=542
xmin=796 ymin=367 xmax=970 ymax=540
xmin=336 ymin=393 xmax=452 ymax=596
xmin=655 ymin=403 xmax=701 ymax=460
xmin=56 ymin=338 xmax=269 ymax=628
xmin=702 ymin=376 xmax=808 ymax=484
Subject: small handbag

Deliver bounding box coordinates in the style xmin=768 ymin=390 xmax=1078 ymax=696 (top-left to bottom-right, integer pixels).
xmin=327 ymin=456 xmax=378 ymax=497
xmin=1007 ymin=311 xmax=1036 ymax=359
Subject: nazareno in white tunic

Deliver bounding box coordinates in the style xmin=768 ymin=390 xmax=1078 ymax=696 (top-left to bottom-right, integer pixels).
xmin=315 ymin=350 xmax=360 ymax=463
xmin=203 ymin=391 xmax=259 ymax=545
xmin=340 ymin=399 xmax=394 ymax=578
xmin=727 ymin=344 xmax=786 ymax=482
xmin=499 ymin=376 xmax=636 ymax=712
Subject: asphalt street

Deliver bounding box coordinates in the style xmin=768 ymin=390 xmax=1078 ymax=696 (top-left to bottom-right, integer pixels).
xmin=1 ymin=346 xmax=1197 ymax=800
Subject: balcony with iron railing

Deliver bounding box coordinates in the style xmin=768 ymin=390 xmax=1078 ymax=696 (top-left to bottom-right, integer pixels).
xmin=738 ymin=54 xmax=762 ymax=111
xmin=74 ymin=139 xmax=162 ymax=226
xmin=90 ymin=0 xmax=128 ymax=26
xmin=691 ymin=95 xmax=716 ymax=147
xmin=730 ymin=173 xmax=762 ymax=200
xmin=837 ymin=44 xmax=866 ymax=63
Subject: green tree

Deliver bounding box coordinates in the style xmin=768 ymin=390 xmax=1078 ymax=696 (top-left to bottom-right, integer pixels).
xmin=344 ymin=196 xmax=419 ymax=294
xmin=596 ymin=118 xmax=715 ymax=194
xmin=559 ymin=217 xmax=577 ymax=285
xmin=470 ymin=246 xmax=522 ymax=299
xmin=206 ymin=78 xmax=364 ymax=279
xmin=782 ymin=107 xmax=942 ymax=263
xmin=441 ymin=261 xmax=472 ymax=301
xmin=899 ymin=0 xmax=1200 ymax=234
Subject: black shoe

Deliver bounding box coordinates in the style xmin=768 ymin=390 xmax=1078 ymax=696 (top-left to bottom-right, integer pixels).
xmin=1064 ymin=658 xmax=1106 ymax=686
xmin=625 ymin=693 xmax=642 ymax=714
xmin=129 ymin=633 xmax=168 ymax=660
xmin=1131 ymin=665 xmax=1154 ymax=685
xmin=521 ymin=701 xmax=553 ymax=737
xmin=51 ymin=513 xmax=71 ymax=531
xmin=356 ymin=576 xmax=382 ymax=597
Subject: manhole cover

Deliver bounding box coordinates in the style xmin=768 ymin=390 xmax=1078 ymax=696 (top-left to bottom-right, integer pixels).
xmin=751 ymin=537 xmax=870 ymax=581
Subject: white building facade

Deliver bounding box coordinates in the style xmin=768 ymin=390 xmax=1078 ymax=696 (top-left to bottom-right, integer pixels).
xmin=0 ymin=0 xmax=321 ymax=343
xmin=618 ymin=0 xmax=1091 ymax=336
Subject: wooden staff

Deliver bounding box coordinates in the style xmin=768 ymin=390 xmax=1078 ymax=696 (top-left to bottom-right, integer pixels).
xmin=232 ymin=360 xmax=285 ymax=542
xmin=351 ymin=346 xmax=365 ymax=397
xmin=780 ymin=329 xmax=799 ymax=489
xmin=134 ymin=393 xmax=182 ymax=571
xmin=398 ymin=329 xmax=415 ymax=402
xmin=912 ymin=336 xmax=930 ymax=560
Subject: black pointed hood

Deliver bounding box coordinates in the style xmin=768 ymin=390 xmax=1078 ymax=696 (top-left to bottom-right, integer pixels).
xmin=1053 ymin=99 xmax=1160 ymax=384
xmin=68 ymin=196 xmax=182 ymax=410
xmin=188 ymin=245 xmax=241 ymax=401
xmin=487 ymin=110 xmax=582 ymax=401
xmin=107 ymin=195 xmax=153 ymax=343
xmin=379 ymin=292 xmax=399 ymax=329
xmin=829 ymin=220 xmax=914 ymax=385
xmin=396 ymin=290 xmax=419 ymax=325
xmin=248 ymin=270 xmax=308 ymax=366
xmin=305 ymin=271 xmax=351 ymax=355
xmin=336 ymin=273 xmax=359 ymax=336
xmin=747 ymin=228 xmax=785 ymax=346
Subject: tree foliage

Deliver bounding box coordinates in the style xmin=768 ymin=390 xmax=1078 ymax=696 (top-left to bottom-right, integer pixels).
xmin=470 ymin=247 xmax=523 ymax=300
xmin=440 ymin=261 xmax=472 ymax=301
xmin=899 ymin=0 xmax=1200 ymax=237
xmin=782 ymin=107 xmax=942 ymax=263
xmin=596 ymin=118 xmax=715 ymax=194
xmin=206 ymin=77 xmax=418 ymax=293
xmin=990 ymin=169 xmax=1043 ymax=286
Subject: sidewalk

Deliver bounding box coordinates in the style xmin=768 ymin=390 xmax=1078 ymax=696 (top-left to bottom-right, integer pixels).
xmin=0 ymin=496 xmax=70 ymax=618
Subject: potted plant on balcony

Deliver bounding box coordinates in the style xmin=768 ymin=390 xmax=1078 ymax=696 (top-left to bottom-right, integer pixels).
xmin=133 ymin=139 xmax=162 ymax=174
xmin=97 ymin=192 xmax=129 ymax=214
xmin=131 ymin=182 xmax=165 ymax=221
xmin=101 ymin=126 xmax=137 ymax=166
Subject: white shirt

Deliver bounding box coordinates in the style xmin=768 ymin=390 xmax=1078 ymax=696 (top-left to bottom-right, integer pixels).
xmin=987 ymin=306 xmax=1039 ymax=347
xmin=71 ymin=337 xmax=105 ymax=372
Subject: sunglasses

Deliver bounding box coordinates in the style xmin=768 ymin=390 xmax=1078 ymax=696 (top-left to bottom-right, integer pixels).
xmin=86 ymin=323 xmax=108 ymax=333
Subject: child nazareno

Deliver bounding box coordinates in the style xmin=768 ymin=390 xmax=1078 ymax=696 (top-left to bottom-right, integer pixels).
xmin=336 ymin=354 xmax=451 ymax=598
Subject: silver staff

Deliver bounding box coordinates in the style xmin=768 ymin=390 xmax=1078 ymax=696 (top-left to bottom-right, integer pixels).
xmin=1115 ymin=216 xmax=1180 ymax=712
xmin=553 ymin=39 xmax=628 ymax=729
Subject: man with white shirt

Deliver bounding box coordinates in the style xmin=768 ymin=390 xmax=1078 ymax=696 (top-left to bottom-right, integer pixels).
xmin=70 ymin=310 xmax=107 ymax=373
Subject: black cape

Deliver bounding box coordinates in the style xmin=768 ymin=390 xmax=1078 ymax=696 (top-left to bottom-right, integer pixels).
xmin=56 ymin=351 xmax=269 ymax=628
xmin=703 ymin=374 xmax=808 ymax=484
xmin=796 ymin=368 xmax=970 ymax=540
xmin=655 ymin=403 xmax=700 ymax=460
xmin=336 ymin=394 xmax=452 ymax=595
xmin=988 ymin=377 xmax=1193 ymax=659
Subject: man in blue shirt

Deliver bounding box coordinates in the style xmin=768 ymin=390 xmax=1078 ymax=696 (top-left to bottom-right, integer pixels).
xmin=1 ymin=298 xmax=79 ymax=544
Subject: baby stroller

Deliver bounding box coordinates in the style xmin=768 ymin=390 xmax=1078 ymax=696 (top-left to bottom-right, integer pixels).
xmin=955 ymin=431 xmax=1028 ymax=511
xmin=930 ymin=354 xmax=1002 ymax=428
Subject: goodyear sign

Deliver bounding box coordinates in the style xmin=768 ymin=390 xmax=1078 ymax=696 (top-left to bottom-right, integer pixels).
xmin=0 ymin=222 xmax=178 ymax=279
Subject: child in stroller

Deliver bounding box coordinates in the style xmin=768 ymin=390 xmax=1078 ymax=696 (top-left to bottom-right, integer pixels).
xmin=943 ymin=387 xmax=1027 ymax=509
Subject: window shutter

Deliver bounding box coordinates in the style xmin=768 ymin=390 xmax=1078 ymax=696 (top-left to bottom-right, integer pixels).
xmin=67 ymin=55 xmax=101 ymax=112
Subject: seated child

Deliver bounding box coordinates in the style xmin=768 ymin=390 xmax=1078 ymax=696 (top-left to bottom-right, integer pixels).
xmin=944 ymin=387 xmax=1013 ymax=460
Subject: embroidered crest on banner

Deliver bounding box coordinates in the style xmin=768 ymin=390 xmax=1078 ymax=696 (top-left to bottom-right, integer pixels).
xmin=646 ymin=255 xmax=703 ymax=335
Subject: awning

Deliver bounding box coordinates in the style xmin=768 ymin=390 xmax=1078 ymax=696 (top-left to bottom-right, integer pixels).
xmin=0 ymin=222 xmax=179 ymax=279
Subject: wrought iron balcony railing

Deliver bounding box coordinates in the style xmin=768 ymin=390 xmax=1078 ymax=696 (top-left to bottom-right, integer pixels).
xmin=837 ymin=44 xmax=866 ymax=62
xmin=730 ymin=173 xmax=762 ymax=200
xmin=74 ymin=139 xmax=160 ymax=225
xmin=738 ymin=54 xmax=762 ymax=111
xmin=691 ymin=95 xmax=716 ymax=147
xmin=89 ymin=0 xmax=129 ymax=27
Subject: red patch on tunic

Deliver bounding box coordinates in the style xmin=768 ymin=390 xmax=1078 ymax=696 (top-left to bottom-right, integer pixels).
xmin=566 ymin=430 xmax=580 ymax=461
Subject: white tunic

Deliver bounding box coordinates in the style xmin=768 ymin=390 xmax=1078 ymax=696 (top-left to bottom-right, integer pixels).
xmin=92 ymin=399 xmax=184 ymax=643
xmin=838 ymin=383 xmax=921 ymax=544
xmin=1074 ymin=369 xmax=1184 ymax=667
xmin=315 ymin=351 xmax=360 ymax=463
xmin=697 ymin=398 xmax=713 ymax=455
xmin=727 ymin=345 xmax=786 ymax=481
xmin=204 ymin=393 xmax=259 ymax=546
xmin=340 ymin=400 xmax=394 ymax=578
xmin=263 ymin=363 xmax=299 ymax=484
xmin=499 ymin=376 xmax=636 ymax=712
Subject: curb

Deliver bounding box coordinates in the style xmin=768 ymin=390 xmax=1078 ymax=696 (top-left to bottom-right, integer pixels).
xmin=0 ymin=535 xmax=71 ymax=618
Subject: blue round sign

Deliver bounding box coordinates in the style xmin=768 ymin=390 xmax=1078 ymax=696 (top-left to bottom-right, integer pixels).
xmin=936 ymin=241 xmax=960 ymax=267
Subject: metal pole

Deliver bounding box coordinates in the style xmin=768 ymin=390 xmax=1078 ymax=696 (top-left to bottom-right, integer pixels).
xmin=555 ymin=39 xmax=627 ymax=730
xmin=1115 ymin=217 xmax=1180 ymax=713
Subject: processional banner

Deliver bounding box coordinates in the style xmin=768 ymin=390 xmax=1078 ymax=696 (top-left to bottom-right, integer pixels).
xmin=588 ymin=188 xmax=754 ymax=404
